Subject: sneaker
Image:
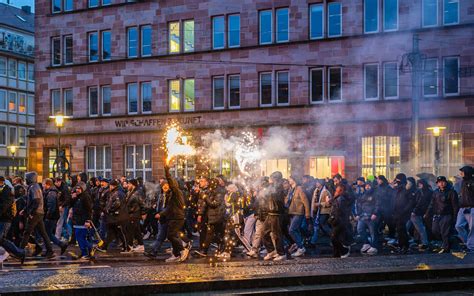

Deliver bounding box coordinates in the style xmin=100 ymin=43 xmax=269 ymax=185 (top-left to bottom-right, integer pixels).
xmin=143 ymin=231 xmax=151 ymax=240
xmin=60 ymin=244 xmax=68 ymax=255
xmin=144 ymin=251 xmax=158 ymax=259
xmin=273 ymin=254 xmax=287 ymax=261
xmin=340 ymin=245 xmax=351 ymax=259
xmin=194 ymin=250 xmax=207 ymax=257
xmin=366 ymin=247 xmax=378 ymax=255
xmin=438 ymin=248 xmax=450 ymax=254
xmin=418 ymin=244 xmax=429 ymax=251
xmin=292 ymin=247 xmax=306 ymax=257
xmin=387 ymin=239 xmax=397 ymax=246
xmin=288 ymin=244 xmax=298 ymax=254
xmin=0 ymin=250 xmax=9 ymax=262
xmin=263 ymin=251 xmax=277 ymax=261
xmin=32 ymin=245 xmax=43 ymax=257
xmin=179 ymin=242 xmax=192 ymax=262
xmin=360 ymin=243 xmax=371 ymax=253
xmin=132 ymin=245 xmax=145 ymax=253
xmin=43 ymin=251 xmax=55 ymax=259
xmin=94 ymin=246 xmax=106 ymax=253
xmin=246 ymin=250 xmax=258 ymax=258
xmin=165 ymin=255 xmax=180 ymax=263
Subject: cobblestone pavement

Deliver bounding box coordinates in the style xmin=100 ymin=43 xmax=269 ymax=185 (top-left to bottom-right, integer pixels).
xmin=0 ymin=250 xmax=473 ymax=293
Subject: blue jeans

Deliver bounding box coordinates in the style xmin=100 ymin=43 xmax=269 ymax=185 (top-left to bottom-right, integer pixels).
xmin=410 ymin=214 xmax=429 ymax=245
xmin=0 ymin=222 xmax=24 ymax=258
xmin=99 ymin=215 xmax=107 ymax=239
xmin=311 ymin=214 xmax=332 ymax=244
xmin=357 ymin=217 xmax=378 ymax=248
xmin=289 ymin=215 xmax=305 ymax=248
xmin=74 ymin=227 xmax=92 ymax=257
xmin=45 ymin=219 xmax=65 ymax=247
xmin=151 ymin=221 xmax=168 ymax=253
xmin=456 ymin=208 xmax=474 ymax=250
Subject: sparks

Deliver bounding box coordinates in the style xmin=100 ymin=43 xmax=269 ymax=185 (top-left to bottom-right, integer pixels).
xmin=163 ymin=122 xmax=195 ymax=165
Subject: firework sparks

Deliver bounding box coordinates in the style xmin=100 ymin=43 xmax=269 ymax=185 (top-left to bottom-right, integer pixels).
xmin=163 ymin=122 xmax=195 ymax=165
xmin=234 ymin=131 xmax=263 ymax=176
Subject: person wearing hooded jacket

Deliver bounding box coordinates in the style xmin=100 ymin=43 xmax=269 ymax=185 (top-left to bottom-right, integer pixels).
xmin=356 ymin=182 xmax=381 ymax=255
xmin=124 ymin=179 xmax=145 ymax=252
xmin=410 ymin=179 xmax=432 ymax=250
xmin=426 ymin=176 xmax=459 ymax=253
xmin=43 ymin=178 xmax=68 ymax=255
xmin=455 ymin=166 xmax=474 ymax=252
xmin=20 ymin=172 xmax=55 ymax=258
xmin=392 ymin=174 xmax=416 ymax=253
xmin=329 ymin=183 xmax=354 ymax=258
xmin=375 ymin=175 xmax=396 ymax=238
xmin=71 ymin=182 xmax=93 ymax=259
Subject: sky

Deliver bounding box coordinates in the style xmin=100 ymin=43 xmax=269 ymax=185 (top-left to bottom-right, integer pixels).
xmin=0 ymin=0 xmax=35 ymax=10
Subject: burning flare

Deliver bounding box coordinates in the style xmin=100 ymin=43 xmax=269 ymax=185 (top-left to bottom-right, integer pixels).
xmin=163 ymin=122 xmax=195 ymax=165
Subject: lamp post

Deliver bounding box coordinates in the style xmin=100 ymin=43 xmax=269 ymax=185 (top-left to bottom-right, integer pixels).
xmin=7 ymin=145 xmax=17 ymax=176
xmin=49 ymin=115 xmax=70 ymax=179
xmin=427 ymin=126 xmax=446 ymax=176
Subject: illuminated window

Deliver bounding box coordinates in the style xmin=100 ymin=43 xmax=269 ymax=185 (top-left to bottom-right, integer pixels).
xmin=421 ymin=133 xmax=462 ymax=177
xmin=184 ymin=20 xmax=194 ymax=52
xmin=168 ymin=79 xmax=194 ymax=112
xmin=169 ymin=80 xmax=181 ymax=112
xmin=125 ymin=144 xmax=152 ymax=181
xmin=18 ymin=93 xmax=26 ymax=113
xmin=184 ymin=79 xmax=195 ymax=112
xmin=209 ymin=153 xmax=237 ymax=178
xmin=169 ymin=22 xmax=180 ymax=53
xmin=87 ymin=146 xmax=112 ymax=179
xmin=169 ymin=156 xmax=196 ymax=180
xmin=361 ymin=136 xmax=400 ymax=180
xmin=9 ymin=92 xmax=17 ymax=112
xmin=261 ymin=159 xmax=290 ymax=178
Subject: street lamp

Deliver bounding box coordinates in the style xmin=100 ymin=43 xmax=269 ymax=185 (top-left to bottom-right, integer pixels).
xmin=49 ymin=115 xmax=71 ymax=178
xmin=7 ymin=145 xmax=17 ymax=176
xmin=427 ymin=126 xmax=446 ymax=176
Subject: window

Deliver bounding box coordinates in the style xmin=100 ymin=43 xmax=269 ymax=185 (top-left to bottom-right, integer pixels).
xmin=421 ymin=132 xmax=463 ymax=177
xmin=364 ymin=0 xmax=379 ymax=33
xmin=88 ymin=32 xmax=99 ymax=62
xmin=125 ymin=145 xmax=152 ymax=181
xmin=64 ymin=35 xmax=73 ymax=64
xmin=213 ymin=77 xmax=225 ymax=109
xmin=18 ymin=62 xmax=26 ymax=80
xmin=18 ymin=93 xmax=26 ymax=113
xmin=422 ymin=0 xmax=438 ymax=27
xmin=169 ymin=80 xmax=180 ymax=112
xmin=276 ymin=71 xmax=289 ymax=105
xmin=19 ymin=128 xmax=26 ymax=147
xmin=87 ymin=146 xmax=112 ymax=178
xmin=141 ymin=25 xmax=152 ymax=56
xmin=228 ymin=14 xmax=240 ymax=47
xmin=383 ymin=62 xmax=398 ymax=99
xmin=443 ymin=0 xmax=459 ymax=25
xmin=229 ymin=75 xmax=240 ymax=108
xmin=364 ymin=64 xmax=379 ymax=100
xmin=51 ymin=89 xmax=60 ymax=115
xmin=310 ymin=68 xmax=324 ymax=103
xmin=328 ymin=67 xmax=342 ymax=101
xmin=213 ymin=16 xmax=225 ymax=49
xmin=127 ymin=83 xmax=138 ymax=114
xmin=169 ymin=22 xmax=180 ymax=53
xmin=89 ymin=87 xmax=99 ymax=116
xmin=444 ymin=57 xmax=459 ymax=96
xmin=9 ymin=127 xmax=17 ymax=146
xmin=89 ymin=0 xmax=99 ymax=8
xmin=64 ymin=0 xmax=73 ymax=11
xmin=423 ymin=58 xmax=438 ymax=97
xmin=27 ymin=94 xmax=34 ymax=115
xmin=127 ymin=27 xmax=138 ymax=58
xmin=102 ymin=31 xmax=111 ymax=61
xmin=259 ymin=10 xmax=273 ymax=44
xmin=27 ymin=63 xmax=34 ymax=81
xmin=63 ymin=88 xmax=73 ymax=116
xmin=0 ymin=57 xmax=6 ymax=76
xmin=0 ymin=90 xmax=6 ymax=111
xmin=328 ymin=2 xmax=342 ymax=37
xmin=260 ymin=72 xmax=272 ymax=106
xmin=276 ymin=8 xmax=289 ymax=43
xmin=8 ymin=92 xmax=17 ymax=112
xmin=169 ymin=156 xmax=196 ymax=180
xmin=141 ymin=82 xmax=152 ymax=113
xmin=8 ymin=59 xmax=17 ymax=78
xmin=102 ymin=0 xmax=111 ymax=5
xmin=0 ymin=126 xmax=5 ymax=146
xmin=52 ymin=37 xmax=61 ymax=66
xmin=383 ymin=0 xmax=398 ymax=31
xmin=52 ymin=0 xmax=62 ymax=13
xmin=184 ymin=79 xmax=195 ymax=112
xmin=310 ymin=4 xmax=324 ymax=40
xmin=362 ymin=136 xmax=401 ymax=180
xmin=183 ymin=20 xmax=194 ymax=52
xmin=102 ymin=86 xmax=111 ymax=115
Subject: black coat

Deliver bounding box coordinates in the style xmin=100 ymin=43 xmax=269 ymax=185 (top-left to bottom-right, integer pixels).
xmin=329 ymin=192 xmax=354 ymax=226
xmin=43 ymin=187 xmax=60 ymax=220
xmin=428 ymin=186 xmax=459 ymax=217
xmin=159 ymin=167 xmax=185 ymax=221
xmin=126 ymin=188 xmax=143 ymax=221
xmin=71 ymin=191 xmax=92 ymax=226
xmin=0 ymin=185 xmax=13 ymax=222
xmin=198 ymin=185 xmax=225 ymax=224
xmin=357 ymin=189 xmax=380 ymax=217
xmin=460 ymin=166 xmax=474 ymax=208
xmin=393 ymin=186 xmax=416 ymax=221
xmin=412 ymin=188 xmax=432 ymax=216
xmin=106 ymin=187 xmax=127 ymax=224
xmin=375 ymin=183 xmax=395 ymax=218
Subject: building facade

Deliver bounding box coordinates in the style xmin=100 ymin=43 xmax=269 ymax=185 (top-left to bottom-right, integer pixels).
xmin=0 ymin=3 xmax=35 ymax=177
xmin=31 ymin=0 xmax=474 ymax=181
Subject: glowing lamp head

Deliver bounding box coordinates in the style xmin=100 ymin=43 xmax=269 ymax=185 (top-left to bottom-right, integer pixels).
xmin=427 ymin=126 xmax=446 ymax=137
xmin=8 ymin=145 xmax=17 ymax=155
xmin=451 ymin=140 xmax=460 ymax=147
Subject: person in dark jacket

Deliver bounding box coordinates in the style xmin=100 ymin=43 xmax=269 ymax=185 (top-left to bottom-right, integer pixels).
xmin=97 ymin=178 xmax=110 ymax=239
xmin=410 ymin=179 xmax=432 ymax=250
xmin=426 ymin=176 xmax=459 ymax=253
xmin=356 ymin=182 xmax=381 ymax=255
xmin=71 ymin=182 xmax=94 ymax=259
xmin=455 ymin=166 xmax=474 ymax=252
xmin=43 ymin=178 xmax=68 ymax=255
xmin=20 ymin=172 xmax=54 ymax=258
xmin=392 ymin=174 xmax=416 ymax=253
xmin=329 ymin=183 xmax=354 ymax=258
xmin=125 ymin=179 xmax=144 ymax=252
xmin=144 ymin=180 xmax=170 ymax=258
xmin=54 ymin=177 xmax=72 ymax=241
xmin=0 ymin=176 xmax=25 ymax=263
xmin=375 ymin=175 xmax=396 ymax=238
xmin=154 ymin=164 xmax=191 ymax=263
xmin=247 ymin=177 xmax=269 ymax=258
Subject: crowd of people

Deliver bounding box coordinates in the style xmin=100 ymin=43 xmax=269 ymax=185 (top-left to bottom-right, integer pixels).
xmin=0 ymin=164 xmax=473 ymax=264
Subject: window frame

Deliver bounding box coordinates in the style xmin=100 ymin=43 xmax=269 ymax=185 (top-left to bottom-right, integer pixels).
xmin=169 ymin=79 xmax=181 ymax=112
xmin=0 ymin=57 xmax=6 ymax=76
xmin=141 ymin=25 xmax=152 ymax=57
xmin=9 ymin=126 xmax=17 ymax=146
xmin=0 ymin=90 xmax=6 ymax=111
xmin=212 ymin=15 xmax=226 ymax=50
xmin=228 ymin=14 xmax=241 ymax=48
xmin=212 ymin=76 xmax=225 ymax=110
xmin=169 ymin=21 xmax=181 ymax=54
xmin=8 ymin=59 xmax=17 ymax=78
xmin=276 ymin=7 xmax=290 ymax=43
xmin=259 ymin=72 xmax=273 ymax=107
xmin=86 ymin=146 xmax=112 ymax=178
xmin=88 ymin=86 xmax=99 ymax=117
xmin=0 ymin=125 xmax=6 ymax=147
xmin=364 ymin=0 xmax=380 ymax=34
xmin=52 ymin=36 xmax=61 ymax=66
xmin=328 ymin=67 xmax=342 ymax=102
xmin=63 ymin=88 xmax=73 ymax=117
xmin=124 ymin=144 xmax=153 ymax=181
xmin=443 ymin=56 xmax=460 ymax=97
xmin=228 ymin=74 xmax=241 ymax=109
xmin=64 ymin=0 xmax=73 ymax=11
xmin=259 ymin=10 xmax=273 ymax=45
xmin=27 ymin=94 xmax=34 ymax=115
xmin=183 ymin=19 xmax=195 ymax=53
xmin=88 ymin=0 xmax=99 ymax=8
xmin=364 ymin=63 xmax=379 ymax=101
xmin=276 ymin=70 xmax=290 ymax=106
xmin=19 ymin=127 xmax=27 ymax=147
xmin=183 ymin=78 xmax=195 ymax=112
xmin=18 ymin=92 xmax=27 ymax=114
xmin=309 ymin=3 xmax=324 ymax=40
xmin=17 ymin=61 xmax=26 ymax=80
xmin=27 ymin=63 xmax=34 ymax=81
xmin=310 ymin=68 xmax=325 ymax=104
xmin=101 ymin=30 xmax=111 ymax=61
xmin=327 ymin=2 xmax=342 ymax=38
xmin=423 ymin=58 xmax=439 ymax=98
xmin=383 ymin=62 xmax=399 ymax=99
xmin=383 ymin=0 xmax=399 ymax=32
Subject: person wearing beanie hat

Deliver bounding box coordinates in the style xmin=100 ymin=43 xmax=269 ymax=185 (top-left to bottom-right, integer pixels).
xmin=456 ymin=166 xmax=474 ymax=252
xmin=43 ymin=178 xmax=68 ymax=255
xmin=96 ymin=177 xmax=110 ymax=240
xmin=392 ymin=173 xmax=416 ymax=253
xmin=124 ymin=179 xmax=145 ymax=252
xmin=70 ymin=181 xmax=93 ymax=259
